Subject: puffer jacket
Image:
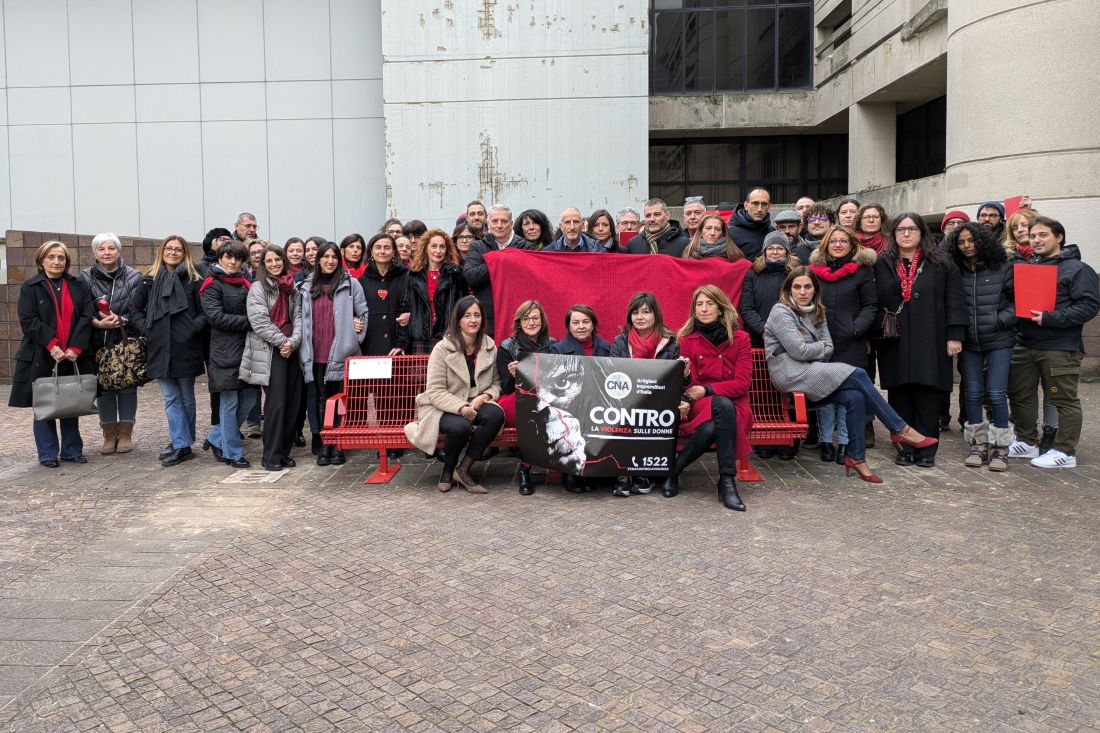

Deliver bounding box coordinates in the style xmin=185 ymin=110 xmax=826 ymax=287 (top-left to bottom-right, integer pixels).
xmin=200 ymin=264 xmax=252 ymax=393
xmin=1013 ymin=244 xmax=1099 ymax=352
xmin=726 ymin=206 xmax=775 ymax=261
xmin=958 ymin=260 xmax=1015 ymax=351
xmin=240 ymin=281 xmax=303 ymax=386
xmin=808 ymin=247 xmax=878 ymax=368
xmin=740 ymin=259 xmax=792 ymax=347
xmin=79 ymin=259 xmax=144 ymax=352
xmin=299 ymin=274 xmax=369 ymax=383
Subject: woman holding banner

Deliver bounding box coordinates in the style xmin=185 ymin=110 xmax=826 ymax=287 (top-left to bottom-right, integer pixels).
xmin=609 ymin=292 xmax=690 ymax=497
xmin=665 ymin=285 xmax=751 ymax=512
xmin=406 ymin=295 xmax=504 ymax=494
xmin=497 ymin=300 xmax=557 ymax=495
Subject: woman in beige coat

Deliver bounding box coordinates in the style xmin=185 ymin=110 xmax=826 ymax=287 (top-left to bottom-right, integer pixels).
xmin=405 ymin=295 xmax=504 ymax=493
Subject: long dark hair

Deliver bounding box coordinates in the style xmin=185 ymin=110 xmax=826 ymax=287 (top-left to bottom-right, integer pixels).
xmin=884 ymin=212 xmax=950 ymax=265
xmin=309 ymin=241 xmax=347 ymax=299
xmin=257 ymin=244 xmax=290 ymax=297
xmin=445 ymin=295 xmax=487 ymax=352
xmin=621 ymin=291 xmax=672 ymax=338
xmin=587 ymin=209 xmax=617 ymax=247
xmin=945 ymin=222 xmax=1006 ymax=270
xmin=779 ymin=266 xmax=827 ymax=327
xmin=513 ymin=209 xmax=553 ymax=248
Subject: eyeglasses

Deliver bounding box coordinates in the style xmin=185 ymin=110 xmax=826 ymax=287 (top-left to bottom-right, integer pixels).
xmin=163 ymin=247 xmax=185 ymax=254
xmin=456 ymin=234 xmax=475 ymax=241
xmin=827 ymin=238 xmax=850 ymax=245
xmin=895 ymin=226 xmax=920 ymax=234
xmin=684 ymin=196 xmax=704 ymax=204
xmin=521 ymin=315 xmax=542 ymax=323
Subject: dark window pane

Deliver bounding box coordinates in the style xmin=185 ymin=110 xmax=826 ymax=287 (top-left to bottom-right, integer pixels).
xmin=714 ymin=10 xmax=745 ymax=91
xmin=653 ymin=184 xmax=687 ymax=204
xmin=652 ymin=13 xmax=683 ymax=93
xmin=684 ymin=11 xmax=716 ymax=91
xmin=686 ymin=142 xmax=740 ymax=181
xmin=650 ymin=144 xmax=687 ymax=184
xmin=745 ymin=8 xmax=776 ymax=89
xmin=745 ymin=140 xmax=784 ymax=180
xmin=777 ymin=7 xmax=812 ymax=88
xmin=896 ymin=97 xmax=946 ymax=182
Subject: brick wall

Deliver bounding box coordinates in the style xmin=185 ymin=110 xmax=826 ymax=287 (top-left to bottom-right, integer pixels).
xmin=2 ymin=230 xmax=201 ymax=381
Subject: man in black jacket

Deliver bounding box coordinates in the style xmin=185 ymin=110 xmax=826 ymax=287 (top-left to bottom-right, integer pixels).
xmin=625 ymin=198 xmax=688 ymax=256
xmin=1007 ymin=216 xmax=1099 ymax=468
xmin=463 ymin=204 xmax=532 ymax=336
xmin=727 ymin=188 xmax=775 ymax=261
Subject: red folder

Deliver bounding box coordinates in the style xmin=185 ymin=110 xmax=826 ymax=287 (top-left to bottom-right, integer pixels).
xmin=1004 ymin=195 xmax=1025 ymax=219
xmin=1014 ymin=263 xmax=1057 ymax=316
xmin=618 ymin=231 xmax=634 ymax=250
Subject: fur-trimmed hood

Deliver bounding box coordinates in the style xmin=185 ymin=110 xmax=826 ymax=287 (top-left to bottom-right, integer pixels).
xmin=809 ymin=245 xmax=877 ymax=267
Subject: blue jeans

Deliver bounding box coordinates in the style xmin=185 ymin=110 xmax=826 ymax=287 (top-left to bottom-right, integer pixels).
xmin=98 ymin=387 xmax=138 ymax=423
xmin=158 ymin=378 xmax=197 ymax=450
xmin=819 ymin=369 xmax=906 ymax=461
xmin=959 ymin=347 xmax=1011 ymax=428
xmin=212 ymin=389 xmax=259 ymax=460
xmin=817 ymin=404 xmax=848 ymax=445
xmin=33 ymin=417 xmax=83 ymax=461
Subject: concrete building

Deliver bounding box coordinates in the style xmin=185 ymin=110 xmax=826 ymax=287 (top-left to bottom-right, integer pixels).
xmin=650 ymin=0 xmax=1100 ymax=242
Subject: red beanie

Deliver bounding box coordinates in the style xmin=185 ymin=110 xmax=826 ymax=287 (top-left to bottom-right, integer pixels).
xmin=941 ymin=210 xmax=971 ymax=229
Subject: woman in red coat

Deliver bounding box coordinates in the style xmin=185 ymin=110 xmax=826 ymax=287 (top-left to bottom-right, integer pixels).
xmin=665 ymin=284 xmax=753 ymax=511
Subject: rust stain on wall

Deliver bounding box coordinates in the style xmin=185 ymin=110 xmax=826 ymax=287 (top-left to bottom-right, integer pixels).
xmin=478 ymin=134 xmax=528 ymax=202
xmin=420 ymin=181 xmax=449 ymax=210
xmin=477 ymin=0 xmax=501 ymax=40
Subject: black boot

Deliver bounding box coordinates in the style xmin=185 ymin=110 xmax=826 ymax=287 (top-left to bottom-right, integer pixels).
xmin=820 ymin=443 xmax=835 ymax=462
xmin=517 ymin=464 xmax=534 ymax=495
xmin=834 ymin=444 xmax=847 ymax=465
xmin=659 ymin=473 xmax=679 ymax=498
xmin=316 ymin=444 xmax=333 ymax=466
xmin=311 ymin=434 xmax=323 ymax=456
xmin=718 ymin=475 xmax=745 ymax=511
xmin=331 ymin=448 xmax=346 ymax=466
xmin=562 ymin=473 xmax=584 ymax=493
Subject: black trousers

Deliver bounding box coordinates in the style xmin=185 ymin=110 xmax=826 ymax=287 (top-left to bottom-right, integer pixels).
xmin=312 ymin=363 xmax=342 ymax=427
xmin=888 ymin=384 xmax=942 ymax=459
xmin=676 ymin=396 xmax=737 ymax=477
xmin=438 ymin=403 xmax=505 ymax=468
xmin=263 ymin=349 xmax=304 ymax=464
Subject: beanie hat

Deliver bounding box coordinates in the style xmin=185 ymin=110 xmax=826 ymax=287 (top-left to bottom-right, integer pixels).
xmin=763 ymin=230 xmax=792 ymax=252
xmin=976 ymin=200 xmax=1005 ymax=218
xmin=202 ymin=227 xmax=233 ymax=254
xmin=940 ymin=210 xmax=970 ymax=229
xmin=773 ymin=209 xmax=802 ymax=224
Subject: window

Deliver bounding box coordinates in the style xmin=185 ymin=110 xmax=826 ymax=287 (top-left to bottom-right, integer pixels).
xmin=896 ymin=96 xmax=946 ymax=183
xmin=651 ymin=0 xmax=813 ymax=93
xmin=649 ymin=135 xmax=848 ymax=205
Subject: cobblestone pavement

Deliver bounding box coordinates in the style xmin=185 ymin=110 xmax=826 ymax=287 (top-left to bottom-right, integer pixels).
xmin=0 ymin=381 xmax=1097 ymax=732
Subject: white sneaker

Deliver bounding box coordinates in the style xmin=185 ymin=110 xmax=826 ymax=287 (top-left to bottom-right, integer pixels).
xmin=1031 ymin=450 xmax=1076 ymax=469
xmin=1008 ymin=440 xmax=1039 ymax=459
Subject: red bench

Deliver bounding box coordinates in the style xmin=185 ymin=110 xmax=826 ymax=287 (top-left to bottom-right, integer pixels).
xmin=323 ymin=349 xmax=807 ymax=484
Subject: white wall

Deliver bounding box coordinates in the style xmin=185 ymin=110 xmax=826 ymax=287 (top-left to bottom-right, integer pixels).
xmin=381 ymin=1 xmax=650 ymax=230
xmin=0 ymin=0 xmax=385 ymax=243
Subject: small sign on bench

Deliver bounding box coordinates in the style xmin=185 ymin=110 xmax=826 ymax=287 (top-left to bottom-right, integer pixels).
xmin=348 ymin=358 xmax=393 ymax=380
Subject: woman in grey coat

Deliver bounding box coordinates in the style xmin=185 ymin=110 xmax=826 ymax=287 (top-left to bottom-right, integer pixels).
xmin=298 ymin=241 xmax=368 ymax=466
xmin=242 ymin=244 xmax=304 ymax=471
xmin=764 ymin=267 xmax=938 ymax=483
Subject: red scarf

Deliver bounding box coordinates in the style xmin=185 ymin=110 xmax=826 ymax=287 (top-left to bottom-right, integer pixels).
xmin=44 ymin=278 xmax=76 ymax=353
xmin=857 ymin=231 xmax=886 ymax=253
xmin=578 ymin=337 xmax=594 ymax=355
xmin=200 ymin=274 xmax=249 ymax=295
xmin=269 ymin=273 xmax=296 ymax=337
xmin=1016 ymin=242 xmax=1033 ymax=259
xmin=809 ymin=261 xmax=860 ymax=282
xmin=345 ymin=260 xmax=367 ymax=279
xmin=896 ymin=249 xmax=922 ymax=303
xmin=628 ymin=329 xmax=660 ymax=359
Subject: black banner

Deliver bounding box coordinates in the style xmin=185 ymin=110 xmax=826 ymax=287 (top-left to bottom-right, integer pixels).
xmin=515 ymin=353 xmax=683 ymax=477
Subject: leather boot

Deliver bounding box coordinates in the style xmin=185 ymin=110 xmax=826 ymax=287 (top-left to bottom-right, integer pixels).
xmin=99 ymin=423 xmax=119 ymax=455
xmin=331 ymin=448 xmax=346 ymax=465
xmin=316 ymin=444 xmax=333 ymax=466
xmin=115 ymin=422 xmax=134 ymax=453
xmin=718 ymin=474 xmax=745 ymax=511
xmin=833 ymin=444 xmax=847 ymax=465
xmin=516 ymin=464 xmax=534 ymax=495
xmin=455 ymin=457 xmax=487 ymax=493
xmin=659 ymin=474 xmax=679 ymax=498
xmin=562 ymin=474 xmax=584 ymax=493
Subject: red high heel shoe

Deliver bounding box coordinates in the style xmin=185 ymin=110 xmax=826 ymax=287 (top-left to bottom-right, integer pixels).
xmin=844 ymin=456 xmax=883 ymax=483
xmin=890 ymin=426 xmax=938 ymax=450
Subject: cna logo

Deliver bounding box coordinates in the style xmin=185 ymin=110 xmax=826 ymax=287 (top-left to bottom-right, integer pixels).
xmin=604 ymin=371 xmax=632 ymax=400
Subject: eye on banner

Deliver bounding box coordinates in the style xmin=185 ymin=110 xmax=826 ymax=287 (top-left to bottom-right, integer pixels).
xmin=514 ymin=353 xmax=684 ymax=477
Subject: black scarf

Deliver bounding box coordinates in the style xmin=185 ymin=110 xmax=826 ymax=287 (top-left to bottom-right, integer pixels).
xmin=147 ymin=268 xmax=191 ymax=328
xmin=693 ymin=318 xmax=728 ymax=346
xmin=514 ymin=331 xmax=551 ymax=354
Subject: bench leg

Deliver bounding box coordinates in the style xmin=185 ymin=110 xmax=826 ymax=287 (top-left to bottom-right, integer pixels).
xmin=736 ymin=455 xmax=764 ymax=482
xmin=365 ymin=449 xmax=403 ymax=484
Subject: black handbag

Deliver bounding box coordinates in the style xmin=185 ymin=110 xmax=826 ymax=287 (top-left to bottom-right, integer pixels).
xmin=880 ymin=306 xmax=902 ymax=339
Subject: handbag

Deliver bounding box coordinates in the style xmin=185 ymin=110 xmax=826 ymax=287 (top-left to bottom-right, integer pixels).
xmin=95 ymin=326 xmax=149 ymax=391
xmin=32 ymin=362 xmax=99 ymax=421
xmin=879 ymin=306 xmax=902 ymax=340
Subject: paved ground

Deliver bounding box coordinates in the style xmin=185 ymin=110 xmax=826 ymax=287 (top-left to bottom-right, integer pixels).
xmin=0 ymin=381 xmax=1097 ymax=732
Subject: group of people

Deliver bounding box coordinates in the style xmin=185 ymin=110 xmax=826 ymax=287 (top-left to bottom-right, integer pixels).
xmin=11 ymin=191 xmax=1097 ymax=511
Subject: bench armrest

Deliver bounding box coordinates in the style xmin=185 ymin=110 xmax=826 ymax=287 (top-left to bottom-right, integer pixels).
xmin=791 ymin=391 xmax=807 ymax=423
xmin=323 ymin=393 xmax=347 ymax=429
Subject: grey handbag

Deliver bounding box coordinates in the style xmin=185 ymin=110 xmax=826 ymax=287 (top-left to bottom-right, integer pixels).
xmin=32 ymin=362 xmax=99 ymax=421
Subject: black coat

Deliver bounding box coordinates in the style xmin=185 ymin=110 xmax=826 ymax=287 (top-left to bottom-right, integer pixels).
xmin=874 ymin=253 xmax=966 ymax=391
xmin=79 ymin=261 xmax=144 ymax=352
xmin=9 ymin=273 xmax=96 ymax=408
xmin=129 ymin=269 xmax=207 ymax=380
xmin=626 ymin=220 xmax=689 ymax=257
xmin=959 ymin=260 xmax=1015 ymax=352
xmin=740 ymin=260 xmax=790 ymax=347
xmin=199 ymin=267 xmax=252 ymax=393
xmin=406 ymin=264 xmax=465 ymax=348
xmin=1013 ymin=245 xmax=1099 ymax=352
xmin=496 ymin=334 xmax=558 ymax=395
xmin=462 ymin=234 xmax=532 ymax=335
xmin=809 ymin=248 xmax=879 ymax=368
xmin=608 ymin=331 xmax=681 ymax=361
xmin=727 ymin=206 xmax=775 ymax=261
xmin=359 ymin=262 xmax=410 ymax=355
xmin=550 ymin=333 xmax=613 ymax=357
